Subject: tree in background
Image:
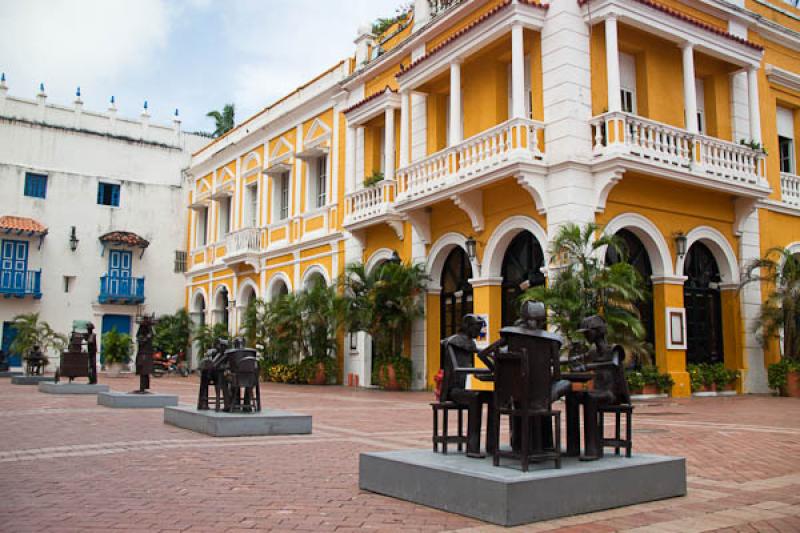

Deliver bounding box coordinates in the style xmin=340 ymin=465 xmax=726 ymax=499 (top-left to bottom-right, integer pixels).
xmin=153 ymin=310 xmax=192 ymax=356
xmin=206 ymin=104 xmax=235 ymax=138
xmin=9 ymin=312 xmax=67 ymax=361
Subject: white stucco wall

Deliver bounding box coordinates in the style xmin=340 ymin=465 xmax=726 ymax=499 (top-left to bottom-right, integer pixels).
xmin=0 ymin=90 xmax=209 ymax=367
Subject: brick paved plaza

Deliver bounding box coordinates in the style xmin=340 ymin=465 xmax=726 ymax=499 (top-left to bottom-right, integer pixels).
xmin=1 ymin=376 xmax=799 ymax=533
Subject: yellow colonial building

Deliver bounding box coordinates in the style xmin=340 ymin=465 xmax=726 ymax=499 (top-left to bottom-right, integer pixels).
xmin=184 ymin=0 xmax=800 ymax=396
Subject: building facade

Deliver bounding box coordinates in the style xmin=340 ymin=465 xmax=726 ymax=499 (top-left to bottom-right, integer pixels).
xmin=0 ymin=81 xmax=207 ymax=368
xmin=184 ymin=0 xmax=800 ymax=395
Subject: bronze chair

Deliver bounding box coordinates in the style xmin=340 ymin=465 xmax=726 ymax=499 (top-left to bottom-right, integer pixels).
xmin=431 ymin=400 xmax=467 ymax=454
xmin=227 ymin=349 xmax=261 ymax=413
xmin=492 ymin=347 xmax=561 ymax=472
xmin=598 ymin=403 xmax=634 ymax=458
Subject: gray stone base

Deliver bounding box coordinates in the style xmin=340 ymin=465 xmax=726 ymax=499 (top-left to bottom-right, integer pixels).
xmin=360 ymin=450 xmax=686 ymax=527
xmin=11 ymin=375 xmax=54 ymax=385
xmin=164 ymin=405 xmax=312 ymax=437
xmin=38 ymin=382 xmax=109 ymax=394
xmin=98 ymin=391 xmax=179 ymax=408
xmin=0 ymin=371 xmax=23 ymax=377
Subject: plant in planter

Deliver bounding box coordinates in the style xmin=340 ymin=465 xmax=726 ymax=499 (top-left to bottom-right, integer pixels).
xmin=711 ymin=364 xmax=738 ymax=392
xmin=625 ymin=371 xmax=645 ymax=395
xmin=298 ymin=283 xmax=346 ymax=384
xmin=741 ymin=247 xmax=800 ymax=396
xmin=688 ymin=363 xmax=714 ymax=393
xmin=9 ymin=312 xmax=67 ymax=375
xmin=654 ymin=371 xmax=675 ymax=395
xmin=102 ymin=328 xmax=132 ymax=375
xmin=363 ymin=171 xmax=384 ymax=188
xmin=343 ymin=259 xmax=428 ymax=390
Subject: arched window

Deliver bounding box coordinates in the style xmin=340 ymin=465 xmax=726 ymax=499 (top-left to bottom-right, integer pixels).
xmin=606 ymin=229 xmax=655 ymax=351
xmin=683 ymin=242 xmax=723 ymax=365
xmin=440 ymin=247 xmax=473 ymax=367
xmin=215 ymin=287 xmax=229 ymax=328
xmin=501 ymin=231 xmax=545 ymax=327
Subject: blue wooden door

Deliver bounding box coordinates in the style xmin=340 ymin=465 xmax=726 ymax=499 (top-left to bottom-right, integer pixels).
xmin=1 ymin=321 xmax=20 ymax=366
xmin=108 ymin=249 xmax=132 ymax=296
xmin=101 ymin=314 xmax=131 ymax=364
xmin=1 ymin=240 xmax=29 ymax=293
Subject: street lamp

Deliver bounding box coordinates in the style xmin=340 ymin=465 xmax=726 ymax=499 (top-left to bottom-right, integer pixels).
xmin=389 ymin=250 xmax=401 ymax=264
xmin=674 ymin=232 xmax=688 ymax=259
xmin=465 ymin=236 xmax=478 ymax=263
xmin=69 ymin=226 xmax=79 ymax=251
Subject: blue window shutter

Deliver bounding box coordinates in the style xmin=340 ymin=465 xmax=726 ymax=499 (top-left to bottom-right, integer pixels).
xmin=24 ymin=173 xmax=47 ymax=198
xmin=111 ymin=184 xmax=120 ymax=206
xmin=97 ymin=183 xmax=104 ymax=204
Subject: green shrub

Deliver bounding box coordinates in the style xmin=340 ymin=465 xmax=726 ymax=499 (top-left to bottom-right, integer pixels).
xmin=102 ymin=328 xmax=132 ymax=365
xmin=297 ymin=355 xmax=338 ymax=384
xmin=711 ymin=364 xmax=738 ymax=389
xmin=267 ymin=363 xmax=300 ymax=384
xmin=625 ymin=371 xmax=645 ymax=391
xmin=768 ymin=359 xmax=800 ymax=392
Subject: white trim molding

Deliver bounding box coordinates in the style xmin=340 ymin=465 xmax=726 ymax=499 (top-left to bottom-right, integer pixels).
xmin=482 ymin=215 xmax=549 ymax=278
xmin=675 ymin=225 xmax=740 ymax=283
xmin=603 ymin=212 xmax=675 ymax=277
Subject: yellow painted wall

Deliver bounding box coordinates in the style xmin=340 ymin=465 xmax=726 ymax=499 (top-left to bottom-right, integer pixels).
xmin=425 ymin=0 xmax=507 ymax=52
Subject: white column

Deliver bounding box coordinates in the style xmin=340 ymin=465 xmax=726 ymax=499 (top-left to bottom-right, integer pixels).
xmin=511 ymin=23 xmax=526 ymax=119
xmin=681 ymin=43 xmax=698 ymax=134
xmin=345 ymin=125 xmax=357 ymax=193
xmin=605 ymin=16 xmax=621 ymax=113
xmin=399 ymin=91 xmax=410 ymax=168
xmin=747 ymin=67 xmax=762 ymax=144
xmin=449 ymin=61 xmax=462 ymax=145
xmin=384 ymin=107 xmax=396 ymax=181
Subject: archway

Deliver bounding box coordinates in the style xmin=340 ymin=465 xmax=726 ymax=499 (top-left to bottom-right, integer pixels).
xmin=606 ymin=229 xmax=655 ymax=361
xmin=266 ymin=273 xmax=291 ymax=301
xmin=189 ymin=290 xmax=207 ymax=367
xmin=213 ymin=286 xmax=229 ymax=328
xmin=683 ymin=242 xmax=723 ymax=365
xmin=501 ymin=231 xmax=545 ymax=327
xmin=440 ymin=247 xmax=474 ymax=367
xmin=302 ymin=265 xmax=329 ymax=291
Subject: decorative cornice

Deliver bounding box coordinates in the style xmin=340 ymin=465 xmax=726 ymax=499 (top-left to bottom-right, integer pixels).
xmin=765 ymin=64 xmax=800 ymax=93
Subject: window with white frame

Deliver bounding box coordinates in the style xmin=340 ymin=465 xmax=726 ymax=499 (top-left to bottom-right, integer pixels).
xmin=695 ymin=78 xmax=706 ymax=134
xmin=196 ymin=207 xmax=208 ymax=247
xmin=217 ymin=196 xmax=231 ymax=237
xmin=507 ymin=54 xmax=533 ymax=119
xmin=309 ymin=155 xmax=328 ymax=209
xmin=619 ymin=52 xmax=637 ymax=114
xmin=274 ymin=172 xmax=290 ymax=221
xmin=245 ymin=183 xmax=258 ymax=227
xmin=778 ymin=106 xmax=795 ymax=174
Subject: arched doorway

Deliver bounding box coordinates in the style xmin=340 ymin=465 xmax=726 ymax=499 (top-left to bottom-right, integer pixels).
xmin=683 ymin=242 xmax=723 ymax=365
xmin=440 ymin=247 xmax=473 ymax=367
xmin=605 ymin=229 xmax=655 ymax=353
xmin=501 ymin=231 xmax=545 ymax=327
xmin=189 ymin=292 xmax=207 ymax=368
xmin=214 ymin=286 xmax=229 ymax=328
xmin=270 ymin=280 xmax=289 ymax=300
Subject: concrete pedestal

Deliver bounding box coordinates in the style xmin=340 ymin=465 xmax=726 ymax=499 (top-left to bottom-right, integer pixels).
xmin=0 ymin=371 xmax=23 ymax=378
xmin=11 ymin=375 xmax=54 ymax=385
xmin=164 ymin=405 xmax=312 ymax=437
xmin=360 ymin=450 xmax=686 ymax=526
xmin=98 ymin=391 xmax=179 ymax=408
xmin=39 ymin=382 xmax=109 ymax=394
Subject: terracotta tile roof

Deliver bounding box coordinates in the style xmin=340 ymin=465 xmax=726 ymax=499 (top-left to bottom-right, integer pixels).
xmin=397 ymin=0 xmax=549 ymax=79
xmin=578 ymin=0 xmax=764 ymax=51
xmin=343 ymin=87 xmax=397 ymax=115
xmin=0 ymin=216 xmax=48 ymax=235
xmin=99 ymin=231 xmax=150 ymax=248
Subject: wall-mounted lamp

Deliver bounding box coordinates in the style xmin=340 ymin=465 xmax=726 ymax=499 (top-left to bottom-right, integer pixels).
xmin=69 ymin=226 xmax=79 ymax=251
xmin=465 ymin=236 xmax=478 ymax=263
xmin=674 ymin=232 xmax=688 ymax=259
xmin=389 ymin=250 xmax=401 ymax=264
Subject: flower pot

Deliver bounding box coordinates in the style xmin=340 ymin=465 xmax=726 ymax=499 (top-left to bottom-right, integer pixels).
xmin=630 ymin=387 xmax=644 ymax=396
xmin=308 ymin=363 xmax=326 ymax=385
xmin=784 ymin=371 xmax=800 ymax=398
xmin=380 ymin=364 xmax=401 ymax=391
xmin=641 ymin=383 xmax=658 ymax=395
xmin=105 ymin=362 xmax=129 ymax=378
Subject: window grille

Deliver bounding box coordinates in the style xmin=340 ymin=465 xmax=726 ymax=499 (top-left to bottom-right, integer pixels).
xmin=316 ymin=156 xmax=327 ymax=208
xmin=174 ymin=251 xmax=187 ymax=273
xmin=97 ymin=182 xmax=120 ymax=206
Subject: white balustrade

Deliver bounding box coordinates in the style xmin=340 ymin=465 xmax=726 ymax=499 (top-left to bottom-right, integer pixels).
xmin=781 ymin=172 xmax=800 ymax=207
xmin=225 ymin=227 xmax=263 ymax=256
xmin=344 ymin=180 xmax=397 ymax=224
xmin=590 ymin=112 xmax=765 ymax=187
xmin=397 ymin=117 xmax=544 ymax=201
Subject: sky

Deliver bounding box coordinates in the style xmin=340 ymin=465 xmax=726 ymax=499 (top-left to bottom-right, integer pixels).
xmin=0 ymin=0 xmax=402 ymax=133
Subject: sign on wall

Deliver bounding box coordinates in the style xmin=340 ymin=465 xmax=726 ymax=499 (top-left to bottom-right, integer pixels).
xmin=665 ymin=307 xmax=687 ymax=350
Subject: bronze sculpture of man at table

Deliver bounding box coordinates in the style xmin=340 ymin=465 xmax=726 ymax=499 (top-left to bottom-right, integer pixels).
xmin=440 ymin=314 xmax=496 ymax=458
xmin=566 ymin=314 xmax=630 ymax=460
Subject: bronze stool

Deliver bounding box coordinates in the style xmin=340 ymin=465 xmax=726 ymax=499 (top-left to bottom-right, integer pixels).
xmin=598 ymin=403 xmax=634 ymax=458
xmin=431 ymin=401 xmax=467 ymax=454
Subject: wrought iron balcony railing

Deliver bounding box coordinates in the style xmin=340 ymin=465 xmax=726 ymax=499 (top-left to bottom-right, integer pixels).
xmin=99 ymin=275 xmax=145 ymax=304
xmin=0 ymin=269 xmax=41 ymax=299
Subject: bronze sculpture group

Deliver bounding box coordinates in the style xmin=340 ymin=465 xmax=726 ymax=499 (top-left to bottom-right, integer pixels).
xmin=436 ymin=302 xmax=633 ymax=471
xmin=197 ymin=337 xmax=261 ymax=413
xmin=54 ymin=325 xmax=98 ymax=384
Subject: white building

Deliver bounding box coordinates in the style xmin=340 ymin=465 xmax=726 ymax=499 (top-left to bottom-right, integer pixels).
xmin=0 ymin=78 xmax=208 ymax=368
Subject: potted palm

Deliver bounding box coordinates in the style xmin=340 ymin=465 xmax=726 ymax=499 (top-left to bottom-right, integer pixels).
xmin=741 ymin=247 xmax=800 ymax=397
xmin=102 ymin=328 xmax=132 ymax=377
xmin=343 ymin=260 xmax=428 ymax=390
xmin=9 ymin=313 xmax=67 ymax=375
xmin=298 ymin=283 xmax=345 ymax=384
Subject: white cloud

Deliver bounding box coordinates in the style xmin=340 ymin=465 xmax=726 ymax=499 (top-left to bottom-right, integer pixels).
xmin=0 ymin=0 xmax=170 ymax=103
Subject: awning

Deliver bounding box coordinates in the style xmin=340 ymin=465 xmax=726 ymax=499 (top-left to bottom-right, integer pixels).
xmin=99 ymin=231 xmax=150 ymax=257
xmin=0 ymin=215 xmax=48 ymax=236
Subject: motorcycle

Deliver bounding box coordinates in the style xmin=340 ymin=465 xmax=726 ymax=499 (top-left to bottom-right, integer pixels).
xmin=152 ymin=352 xmax=189 ymax=377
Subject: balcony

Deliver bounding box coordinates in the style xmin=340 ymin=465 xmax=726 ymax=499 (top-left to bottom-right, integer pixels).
xmin=782 ymin=173 xmax=800 ymax=208
xmin=396 ymin=117 xmax=544 ymax=205
xmin=590 ymin=112 xmax=770 ymax=197
xmin=343 ymin=179 xmax=402 ymax=232
xmin=0 ymin=269 xmax=42 ymax=299
xmin=222 ymin=227 xmax=264 ymax=270
xmin=99 ymin=275 xmax=144 ymax=305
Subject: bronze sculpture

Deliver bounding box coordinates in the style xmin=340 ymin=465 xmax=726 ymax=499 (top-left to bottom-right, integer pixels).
xmin=85 ymin=322 xmax=98 ymax=384
xmin=197 ymin=337 xmax=261 ymax=413
xmin=566 ymin=315 xmax=631 ymax=460
xmin=134 ymin=315 xmax=156 ymax=393
xmin=440 ymin=314 xmax=495 ymax=458
xmin=25 ymin=345 xmax=47 ymax=376
xmin=55 ymin=330 xmax=93 ymax=383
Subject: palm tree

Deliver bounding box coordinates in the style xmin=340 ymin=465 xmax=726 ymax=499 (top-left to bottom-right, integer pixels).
xmin=741 ymin=247 xmax=800 ymax=360
xmin=9 ymin=313 xmax=67 ymax=371
xmin=193 ymin=323 xmax=230 ymax=356
xmin=342 ymin=260 xmax=428 ymax=360
xmin=522 ymin=223 xmax=648 ymax=353
xmin=153 ymin=309 xmax=192 ymax=356
xmin=299 ymin=283 xmax=346 ymax=360
xmin=206 ymin=104 xmax=235 ymax=138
